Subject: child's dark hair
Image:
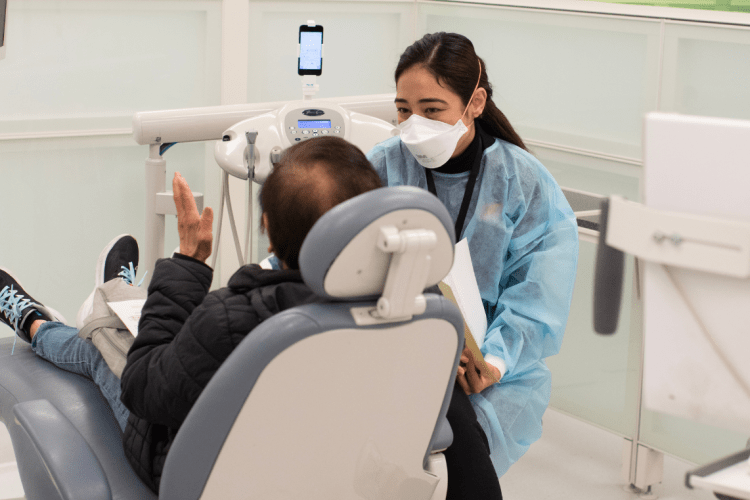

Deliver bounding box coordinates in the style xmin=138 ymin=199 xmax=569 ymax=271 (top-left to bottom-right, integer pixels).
xmin=260 ymin=136 xmax=383 ymax=270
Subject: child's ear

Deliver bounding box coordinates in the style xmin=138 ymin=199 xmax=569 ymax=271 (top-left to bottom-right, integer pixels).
xmin=261 ymin=213 xmax=275 ymax=254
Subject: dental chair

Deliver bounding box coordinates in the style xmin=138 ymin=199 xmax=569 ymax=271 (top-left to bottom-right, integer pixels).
xmin=0 ymin=186 xmax=463 ymax=500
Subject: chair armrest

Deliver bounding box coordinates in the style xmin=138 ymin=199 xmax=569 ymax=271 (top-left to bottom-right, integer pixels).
xmin=13 ymin=400 xmax=112 ymax=500
xmin=430 ymin=416 xmax=453 ymax=453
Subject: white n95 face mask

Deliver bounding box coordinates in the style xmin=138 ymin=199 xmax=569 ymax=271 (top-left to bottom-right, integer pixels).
xmin=399 ymin=114 xmax=469 ymax=169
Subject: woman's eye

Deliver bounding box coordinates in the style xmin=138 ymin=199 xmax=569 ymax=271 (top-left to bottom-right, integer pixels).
xmin=424 ymin=108 xmax=441 ymax=114
xmin=397 ymin=108 xmax=410 ymax=115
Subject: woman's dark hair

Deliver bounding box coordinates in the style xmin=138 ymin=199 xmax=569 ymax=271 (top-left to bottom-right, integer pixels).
xmin=395 ymin=32 xmax=528 ymax=152
xmin=259 ymin=136 xmax=382 ymax=270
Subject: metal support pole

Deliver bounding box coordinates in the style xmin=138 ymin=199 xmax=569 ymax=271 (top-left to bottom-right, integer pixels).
xmin=144 ymin=144 xmax=166 ymax=284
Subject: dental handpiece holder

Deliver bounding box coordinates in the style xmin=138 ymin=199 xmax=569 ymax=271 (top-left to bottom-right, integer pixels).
xmin=215 ymin=99 xmax=397 ymax=183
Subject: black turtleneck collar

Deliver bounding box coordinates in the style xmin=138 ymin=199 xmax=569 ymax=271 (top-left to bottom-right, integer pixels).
xmin=433 ymin=121 xmax=493 ymax=174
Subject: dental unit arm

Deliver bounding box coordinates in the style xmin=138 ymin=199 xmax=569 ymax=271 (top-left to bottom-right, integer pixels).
xmin=132 ymin=94 xmax=398 ymax=279
xmin=214 ymin=100 xmax=397 ymax=183
xmin=211 ymin=98 xmax=397 ymax=269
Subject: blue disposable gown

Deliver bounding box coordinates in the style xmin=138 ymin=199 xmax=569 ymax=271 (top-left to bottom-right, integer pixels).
xmin=366 ymin=135 xmax=579 ymax=477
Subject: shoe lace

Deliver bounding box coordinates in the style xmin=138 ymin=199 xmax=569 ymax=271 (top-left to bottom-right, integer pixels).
xmin=118 ymin=262 xmax=146 ymax=287
xmin=0 ymin=285 xmax=39 ymax=355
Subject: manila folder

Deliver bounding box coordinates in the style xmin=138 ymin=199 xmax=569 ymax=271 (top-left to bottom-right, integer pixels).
xmin=439 ymin=239 xmax=499 ymax=383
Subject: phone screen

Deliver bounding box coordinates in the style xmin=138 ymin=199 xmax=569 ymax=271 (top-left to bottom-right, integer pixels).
xmin=299 ymin=30 xmax=323 ymax=72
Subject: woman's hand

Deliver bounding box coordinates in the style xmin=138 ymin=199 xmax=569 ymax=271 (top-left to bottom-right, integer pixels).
xmin=456 ymin=347 xmax=501 ymax=395
xmin=173 ymin=172 xmax=214 ymax=263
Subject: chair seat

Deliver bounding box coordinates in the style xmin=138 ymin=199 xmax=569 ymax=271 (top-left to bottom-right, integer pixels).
xmin=0 ymin=336 xmax=156 ymax=500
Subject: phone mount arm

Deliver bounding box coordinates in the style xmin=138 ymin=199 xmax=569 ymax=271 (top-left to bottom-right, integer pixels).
xmin=302 ymin=75 xmax=318 ymax=100
xmin=301 ymin=19 xmax=320 ymax=100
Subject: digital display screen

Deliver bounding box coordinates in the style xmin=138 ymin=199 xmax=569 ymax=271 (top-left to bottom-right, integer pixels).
xmin=299 ymin=31 xmax=322 ymax=70
xmin=298 ymin=120 xmax=331 ymax=129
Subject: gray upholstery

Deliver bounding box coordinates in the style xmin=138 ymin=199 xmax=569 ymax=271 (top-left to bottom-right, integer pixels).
xmin=0 ymin=338 xmax=156 ymax=500
xmin=160 ymin=298 xmax=464 ymax=499
xmin=13 ymin=400 xmax=111 ymax=500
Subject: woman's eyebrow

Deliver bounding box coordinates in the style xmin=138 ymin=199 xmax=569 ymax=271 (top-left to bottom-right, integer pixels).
xmin=394 ymin=98 xmax=449 ymax=104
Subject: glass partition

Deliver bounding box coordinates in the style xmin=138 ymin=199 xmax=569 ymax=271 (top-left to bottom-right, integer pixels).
xmin=419 ymin=2 xmax=661 ymax=161
xmin=660 ymin=22 xmax=750 ymax=120
xmin=640 ymin=409 xmax=749 ymax=466
xmin=0 ymin=0 xmax=221 ymax=135
xmin=536 ymin=146 xmax=642 ymax=436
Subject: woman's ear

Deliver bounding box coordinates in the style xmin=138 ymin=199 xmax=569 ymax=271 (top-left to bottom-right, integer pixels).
xmin=471 ymin=87 xmax=487 ymax=120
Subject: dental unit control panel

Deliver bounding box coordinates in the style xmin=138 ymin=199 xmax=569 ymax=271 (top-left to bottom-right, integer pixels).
xmin=214 ymin=99 xmax=396 ymax=183
xmin=286 ymin=108 xmax=344 ymax=140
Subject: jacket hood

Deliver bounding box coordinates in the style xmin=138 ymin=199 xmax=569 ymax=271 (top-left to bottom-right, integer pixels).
xmin=227 ymin=264 xmax=305 ymax=290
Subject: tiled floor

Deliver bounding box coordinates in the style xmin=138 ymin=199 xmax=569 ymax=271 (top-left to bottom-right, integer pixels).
xmin=0 ymin=408 xmax=723 ymax=500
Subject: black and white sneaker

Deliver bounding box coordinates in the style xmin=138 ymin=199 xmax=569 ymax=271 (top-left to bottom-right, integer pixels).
xmin=76 ymin=234 xmax=144 ymax=329
xmin=0 ymin=267 xmax=61 ymax=347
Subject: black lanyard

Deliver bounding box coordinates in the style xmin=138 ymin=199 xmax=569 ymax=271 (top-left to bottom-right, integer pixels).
xmin=425 ymin=135 xmax=483 ymax=240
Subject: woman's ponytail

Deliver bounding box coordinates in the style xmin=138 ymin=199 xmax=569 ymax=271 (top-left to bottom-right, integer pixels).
xmin=479 ymin=95 xmax=528 ymax=152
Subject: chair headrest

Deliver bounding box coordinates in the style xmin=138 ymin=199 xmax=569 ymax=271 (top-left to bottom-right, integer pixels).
xmin=299 ymin=186 xmax=455 ymax=301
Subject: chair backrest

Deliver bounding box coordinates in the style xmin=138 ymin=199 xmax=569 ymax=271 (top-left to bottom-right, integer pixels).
xmin=160 ymin=187 xmax=463 ymax=500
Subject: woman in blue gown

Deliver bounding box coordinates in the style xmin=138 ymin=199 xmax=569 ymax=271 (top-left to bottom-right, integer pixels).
xmin=366 ymin=32 xmax=579 ymax=489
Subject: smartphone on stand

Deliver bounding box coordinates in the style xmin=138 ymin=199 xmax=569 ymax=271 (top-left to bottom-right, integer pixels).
xmin=298 ymin=24 xmax=323 ymax=76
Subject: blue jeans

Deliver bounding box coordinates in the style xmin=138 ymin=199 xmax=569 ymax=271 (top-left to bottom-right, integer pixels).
xmin=31 ymin=321 xmax=130 ymax=431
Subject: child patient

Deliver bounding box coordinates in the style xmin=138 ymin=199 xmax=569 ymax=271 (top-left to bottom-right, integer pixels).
xmin=0 ymin=136 xmax=382 ymax=493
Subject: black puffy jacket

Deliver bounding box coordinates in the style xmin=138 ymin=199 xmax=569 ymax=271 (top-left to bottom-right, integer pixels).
xmin=119 ymin=254 xmax=321 ymax=493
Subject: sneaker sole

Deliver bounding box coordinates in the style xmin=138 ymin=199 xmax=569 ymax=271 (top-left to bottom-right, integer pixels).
xmin=0 ymin=266 xmax=67 ymax=325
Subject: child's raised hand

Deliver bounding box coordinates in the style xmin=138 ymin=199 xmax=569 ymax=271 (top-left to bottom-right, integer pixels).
xmin=173 ymin=172 xmax=214 ymax=263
